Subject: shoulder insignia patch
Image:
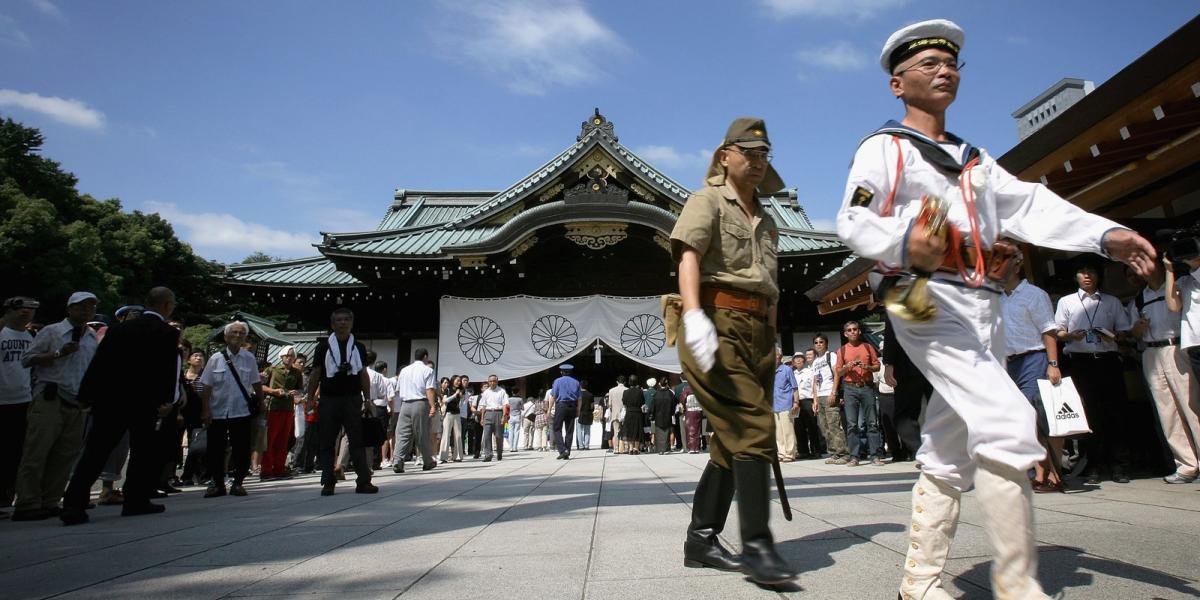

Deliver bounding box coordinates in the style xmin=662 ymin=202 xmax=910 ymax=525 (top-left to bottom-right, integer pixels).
xmin=850 ymin=186 xmax=874 ymax=208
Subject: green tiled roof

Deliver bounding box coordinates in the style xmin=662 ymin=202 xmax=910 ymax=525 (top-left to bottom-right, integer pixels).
xmin=224 ymin=111 xmax=848 ymax=289
xmin=377 ymin=191 xmax=494 ymax=230
xmin=325 ymin=225 xmax=502 ymax=256
xmin=226 ymin=256 xmax=364 ymax=287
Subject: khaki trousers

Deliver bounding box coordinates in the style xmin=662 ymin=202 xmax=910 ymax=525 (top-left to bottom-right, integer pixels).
xmin=15 ymin=397 xmax=85 ymax=511
xmin=817 ymin=396 xmax=849 ymax=457
xmin=774 ymin=410 xmax=797 ymax=460
xmin=678 ymin=307 xmax=775 ymax=470
xmin=1142 ymin=345 xmax=1200 ymax=477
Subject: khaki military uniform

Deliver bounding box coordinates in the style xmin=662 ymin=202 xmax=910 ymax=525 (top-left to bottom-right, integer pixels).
xmin=671 ymin=180 xmax=779 ymax=470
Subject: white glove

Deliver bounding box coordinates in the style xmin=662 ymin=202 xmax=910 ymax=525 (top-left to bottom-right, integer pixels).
xmin=683 ymin=309 xmax=718 ymax=373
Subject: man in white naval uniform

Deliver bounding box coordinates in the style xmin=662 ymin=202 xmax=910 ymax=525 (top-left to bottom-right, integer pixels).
xmin=836 ymin=19 xmax=1157 ymax=600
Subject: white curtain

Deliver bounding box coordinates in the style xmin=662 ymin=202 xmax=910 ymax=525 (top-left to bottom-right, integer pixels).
xmin=437 ymin=295 xmax=680 ymax=380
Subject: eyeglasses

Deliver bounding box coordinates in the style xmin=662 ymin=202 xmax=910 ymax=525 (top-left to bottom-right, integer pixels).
xmin=896 ymin=57 xmax=965 ymax=76
xmin=725 ymin=146 xmax=773 ymax=163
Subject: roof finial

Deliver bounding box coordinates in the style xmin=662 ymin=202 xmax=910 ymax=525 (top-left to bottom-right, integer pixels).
xmin=578 ymin=107 xmax=617 ymax=142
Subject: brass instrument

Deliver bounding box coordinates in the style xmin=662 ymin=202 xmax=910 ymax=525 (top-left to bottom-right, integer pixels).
xmin=885 ymin=195 xmax=949 ymax=322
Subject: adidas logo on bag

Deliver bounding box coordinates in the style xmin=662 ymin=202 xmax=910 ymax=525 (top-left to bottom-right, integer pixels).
xmin=1056 ymin=403 xmax=1079 ymax=420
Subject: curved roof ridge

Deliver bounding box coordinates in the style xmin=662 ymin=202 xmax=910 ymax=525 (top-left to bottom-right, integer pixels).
xmin=228 ymin=255 xmax=328 ymax=272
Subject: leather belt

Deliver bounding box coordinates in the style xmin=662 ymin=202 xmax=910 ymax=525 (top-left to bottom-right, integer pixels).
xmin=484 ymin=408 xmax=504 ymax=412
xmin=1146 ymin=337 xmax=1181 ymax=348
xmin=1067 ymin=351 xmax=1118 ymax=359
xmin=700 ymin=286 xmax=768 ymax=318
xmin=1006 ymin=349 xmax=1045 ymax=361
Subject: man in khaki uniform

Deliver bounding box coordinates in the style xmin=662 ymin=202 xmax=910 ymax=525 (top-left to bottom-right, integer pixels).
xmin=672 ymin=117 xmax=797 ymax=585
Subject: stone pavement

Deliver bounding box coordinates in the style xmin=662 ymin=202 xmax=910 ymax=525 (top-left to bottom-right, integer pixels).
xmin=2 ymin=450 xmax=1199 ymax=599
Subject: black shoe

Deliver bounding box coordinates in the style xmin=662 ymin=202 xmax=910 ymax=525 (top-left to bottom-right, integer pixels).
xmin=321 ymin=484 xmax=335 ymax=496
xmin=355 ymin=483 xmax=379 ymax=494
xmin=563 ymin=454 xmax=570 ymax=460
xmin=204 ymin=485 xmax=227 ymax=498
xmin=482 ymin=456 xmax=492 ymax=463
xmin=158 ymin=484 xmax=183 ymax=494
xmin=393 ymin=464 xmax=405 ymax=474
xmin=229 ymin=484 xmax=248 ymax=497
xmin=684 ymin=462 xmax=741 ymax=572
xmin=733 ymin=457 xmax=798 ymax=585
xmin=11 ymin=508 xmax=50 ymax=521
xmin=422 ymin=463 xmax=437 ymax=472
xmin=43 ymin=506 xmax=63 ymax=517
xmin=121 ymin=502 xmax=165 ymax=517
xmin=1112 ymin=471 xmax=1130 ymax=484
xmin=556 ymin=453 xmax=565 ymax=460
xmin=1083 ymin=471 xmax=1102 ymax=485
xmin=60 ymin=507 xmax=88 ymax=526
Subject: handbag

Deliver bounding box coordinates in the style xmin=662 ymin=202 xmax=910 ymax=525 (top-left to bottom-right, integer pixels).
xmin=188 ymin=428 xmax=208 ymax=455
xmin=360 ymin=411 xmax=386 ymax=446
xmin=222 ymin=350 xmax=260 ymax=418
xmin=1037 ymin=377 xmax=1091 ymax=437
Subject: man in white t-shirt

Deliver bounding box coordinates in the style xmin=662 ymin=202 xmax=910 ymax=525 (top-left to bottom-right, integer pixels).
xmin=810 ymin=334 xmax=848 ymax=463
xmin=0 ymin=296 xmax=37 ymax=517
xmin=391 ymin=349 xmax=437 ymax=473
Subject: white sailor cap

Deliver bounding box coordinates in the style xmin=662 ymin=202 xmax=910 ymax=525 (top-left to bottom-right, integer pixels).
xmin=880 ymin=19 xmax=964 ymax=73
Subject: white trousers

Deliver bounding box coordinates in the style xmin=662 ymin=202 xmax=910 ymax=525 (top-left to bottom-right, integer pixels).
xmin=1142 ymin=345 xmax=1200 ymax=477
xmin=774 ymin=410 xmax=797 ymax=460
xmin=889 ymin=281 xmax=1045 ymax=491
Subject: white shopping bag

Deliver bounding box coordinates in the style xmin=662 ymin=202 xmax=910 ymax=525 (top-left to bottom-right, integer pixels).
xmin=1037 ymin=376 xmax=1091 ymax=437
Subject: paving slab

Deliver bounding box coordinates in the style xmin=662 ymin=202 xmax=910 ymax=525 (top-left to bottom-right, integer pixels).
xmin=2 ymin=452 xmax=1198 ymax=599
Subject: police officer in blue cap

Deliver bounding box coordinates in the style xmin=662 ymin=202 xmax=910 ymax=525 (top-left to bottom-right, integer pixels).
xmin=548 ymin=363 xmax=582 ymax=460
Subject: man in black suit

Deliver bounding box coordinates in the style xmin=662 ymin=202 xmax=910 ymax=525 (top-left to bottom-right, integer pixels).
xmin=61 ymin=287 xmax=181 ymax=525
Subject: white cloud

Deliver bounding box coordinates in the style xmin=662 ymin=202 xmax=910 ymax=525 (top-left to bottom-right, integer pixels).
xmin=0 ymin=14 xmax=31 ymax=47
xmin=632 ymin=145 xmax=711 ymax=171
xmin=0 ymin=89 xmax=105 ymax=129
xmin=795 ymin=41 xmax=869 ymax=72
xmin=27 ymin=0 xmax=63 ymax=20
xmin=433 ymin=0 xmax=627 ymax=95
xmin=761 ymin=0 xmax=909 ymax=19
xmin=145 ymin=201 xmax=318 ymax=257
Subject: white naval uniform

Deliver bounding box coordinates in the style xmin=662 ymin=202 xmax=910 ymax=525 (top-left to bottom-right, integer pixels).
xmin=837 ymin=125 xmax=1126 ymax=490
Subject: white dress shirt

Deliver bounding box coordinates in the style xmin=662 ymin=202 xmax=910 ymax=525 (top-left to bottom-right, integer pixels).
xmin=1178 ymin=269 xmax=1200 ymax=349
xmin=367 ymin=368 xmax=394 ymax=407
xmin=1000 ymin=280 xmax=1057 ymax=356
xmin=199 ymin=349 xmax=259 ymax=420
xmin=793 ymin=366 xmax=814 ymax=400
xmin=394 ymin=359 xmax=435 ymax=401
xmin=22 ymin=319 xmax=98 ymax=402
xmin=1129 ymin=283 xmax=1179 ymax=343
xmin=1055 ymin=288 xmax=1132 ymax=354
xmin=479 ymin=386 xmax=507 ymax=410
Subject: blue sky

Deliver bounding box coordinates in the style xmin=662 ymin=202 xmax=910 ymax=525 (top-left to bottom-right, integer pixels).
xmin=2 ymin=1 xmax=1196 ymax=263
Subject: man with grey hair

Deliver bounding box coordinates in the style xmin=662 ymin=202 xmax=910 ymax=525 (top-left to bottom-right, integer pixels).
xmin=392 ymin=348 xmax=437 ymax=473
xmin=307 ymin=307 xmax=377 ymax=495
xmin=62 ymin=287 xmax=181 ymax=525
xmin=198 ymin=321 xmax=260 ymax=497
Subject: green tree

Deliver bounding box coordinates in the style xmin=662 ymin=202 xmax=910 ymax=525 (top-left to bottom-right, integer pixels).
xmin=242 ymin=251 xmax=282 ymax=264
xmin=0 ymin=116 xmax=221 ymax=325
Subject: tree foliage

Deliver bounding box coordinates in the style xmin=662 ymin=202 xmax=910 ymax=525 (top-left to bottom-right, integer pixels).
xmin=0 ymin=116 xmax=223 ymax=325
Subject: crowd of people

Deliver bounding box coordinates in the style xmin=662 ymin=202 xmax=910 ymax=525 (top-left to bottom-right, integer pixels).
xmin=0 ymin=292 xmax=724 ymax=525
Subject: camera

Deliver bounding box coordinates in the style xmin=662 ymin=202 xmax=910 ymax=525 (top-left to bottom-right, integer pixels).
xmin=1164 ymin=223 xmax=1200 ymax=263
xmin=336 ymin=362 xmax=352 ymax=376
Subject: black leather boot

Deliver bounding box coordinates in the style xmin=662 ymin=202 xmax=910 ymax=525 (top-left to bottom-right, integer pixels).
xmin=684 ymin=461 xmax=741 ymax=571
xmin=733 ymin=457 xmax=797 ymax=584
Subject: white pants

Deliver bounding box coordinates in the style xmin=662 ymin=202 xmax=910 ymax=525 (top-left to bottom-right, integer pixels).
xmin=439 ymin=411 xmax=463 ymax=462
xmin=774 ymin=410 xmax=797 ymax=460
xmin=890 ymin=280 xmax=1045 ymax=491
xmin=1142 ymin=345 xmax=1200 ymax=477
